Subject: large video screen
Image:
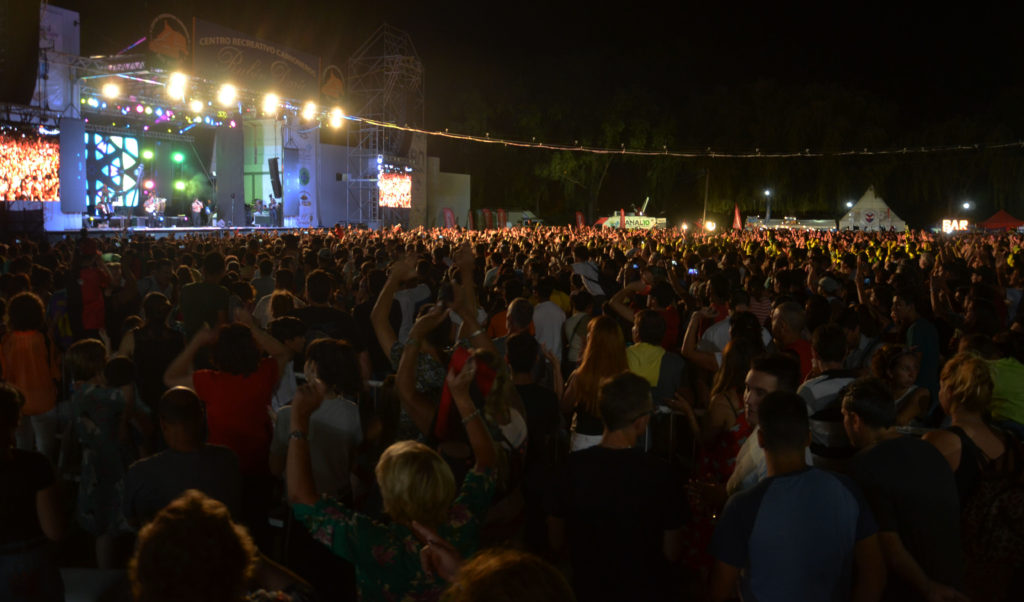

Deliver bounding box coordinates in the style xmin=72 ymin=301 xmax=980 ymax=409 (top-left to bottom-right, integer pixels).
xmin=378 ymin=172 xmax=412 ymax=208
xmin=85 ymin=132 xmax=141 ymax=208
xmin=0 ymin=131 xmax=60 ymax=201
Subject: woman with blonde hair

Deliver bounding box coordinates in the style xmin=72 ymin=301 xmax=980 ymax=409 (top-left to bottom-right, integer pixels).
xmin=287 ymin=357 xmax=497 ymax=600
xmin=562 ymin=316 xmax=629 ymax=451
xmin=923 ymin=352 xmax=1006 ymax=502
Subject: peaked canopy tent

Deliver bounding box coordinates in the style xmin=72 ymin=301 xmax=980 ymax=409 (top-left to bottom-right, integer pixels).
xmin=979 ymin=209 xmax=1024 ymax=230
xmin=838 ymin=186 xmax=907 ymax=231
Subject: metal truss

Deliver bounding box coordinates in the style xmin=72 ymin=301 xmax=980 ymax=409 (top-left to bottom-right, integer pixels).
xmin=345 ymin=24 xmax=424 ymax=227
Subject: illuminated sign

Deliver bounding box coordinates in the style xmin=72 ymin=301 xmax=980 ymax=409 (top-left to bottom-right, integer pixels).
xmin=594 ymin=215 xmax=667 ymax=229
xmin=941 ymin=219 xmax=969 ymax=233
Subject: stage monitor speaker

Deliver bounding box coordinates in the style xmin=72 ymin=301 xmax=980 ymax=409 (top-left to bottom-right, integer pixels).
xmin=268 ymin=157 xmax=283 ymax=199
xmin=59 ymin=118 xmax=87 ymax=213
xmin=0 ymin=0 xmax=41 ymax=105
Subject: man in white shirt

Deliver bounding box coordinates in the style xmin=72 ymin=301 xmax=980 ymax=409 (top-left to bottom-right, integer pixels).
xmin=699 ymin=290 xmax=772 ymax=358
xmin=533 ymin=277 xmax=566 ymax=363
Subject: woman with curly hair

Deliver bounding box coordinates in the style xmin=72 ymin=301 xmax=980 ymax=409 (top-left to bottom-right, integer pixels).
xmin=562 ymin=316 xmax=629 ymax=452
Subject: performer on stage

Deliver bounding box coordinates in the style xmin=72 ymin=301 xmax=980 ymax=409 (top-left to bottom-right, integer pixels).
xmin=192 ymin=198 xmax=204 ymax=226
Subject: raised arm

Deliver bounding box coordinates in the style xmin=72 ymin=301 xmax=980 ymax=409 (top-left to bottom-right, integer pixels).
xmin=608 ymin=280 xmax=644 ymax=323
xmin=237 ymin=307 xmax=292 ymax=380
xmin=371 ymin=255 xmax=416 ymax=355
xmin=446 ymin=359 xmax=496 ymax=471
xmin=396 ymin=304 xmax=451 ymax=436
xmin=285 ymin=382 xmax=326 ymax=506
xmin=163 ymin=324 xmax=216 ymax=389
xmin=680 ymin=307 xmax=720 ymax=373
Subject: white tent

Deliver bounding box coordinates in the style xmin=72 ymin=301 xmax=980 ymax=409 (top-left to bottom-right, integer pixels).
xmin=838 ymin=186 xmax=907 ymax=231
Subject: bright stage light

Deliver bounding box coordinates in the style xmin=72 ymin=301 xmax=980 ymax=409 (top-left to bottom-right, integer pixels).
xmin=167 ymin=72 xmax=187 ymax=101
xmin=189 ymin=99 xmax=204 ymax=114
xmin=174 ymin=180 xmax=186 ymax=191
xmin=142 ymin=149 xmax=154 ymax=160
xmin=302 ymin=101 xmax=317 ymax=121
xmin=136 ymin=105 xmax=144 ymax=113
xmin=101 ymin=82 xmax=120 ymax=99
xmin=143 ymin=179 xmax=155 ymax=190
xmin=217 ymin=84 xmax=237 ymax=107
xmin=329 ymin=107 xmax=344 ymax=128
xmin=172 ymin=151 xmax=184 ymax=164
xmin=262 ymin=93 xmax=279 ymax=116
xmin=705 ymin=221 xmax=717 ymax=232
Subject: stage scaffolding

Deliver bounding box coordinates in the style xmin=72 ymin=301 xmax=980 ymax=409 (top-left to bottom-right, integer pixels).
xmin=345 ymin=24 xmax=424 ymax=228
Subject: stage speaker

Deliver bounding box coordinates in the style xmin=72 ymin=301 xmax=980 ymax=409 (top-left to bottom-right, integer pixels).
xmin=0 ymin=0 xmax=41 ymax=105
xmin=268 ymin=157 xmax=283 ymax=199
xmin=59 ymin=118 xmax=87 ymax=213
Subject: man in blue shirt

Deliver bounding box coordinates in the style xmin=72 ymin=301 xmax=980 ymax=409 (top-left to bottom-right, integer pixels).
xmin=710 ymin=391 xmax=885 ymax=602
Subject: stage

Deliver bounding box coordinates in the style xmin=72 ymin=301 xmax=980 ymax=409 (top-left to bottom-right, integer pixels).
xmin=46 ymin=225 xmax=300 ymax=242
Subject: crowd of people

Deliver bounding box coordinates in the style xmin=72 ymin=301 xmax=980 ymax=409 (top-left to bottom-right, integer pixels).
xmin=1 ymin=222 xmax=1023 ymax=601
xmin=0 ymin=135 xmax=61 ymax=202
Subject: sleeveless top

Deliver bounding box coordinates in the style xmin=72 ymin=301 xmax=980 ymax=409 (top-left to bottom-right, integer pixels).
xmin=946 ymin=425 xmax=996 ymax=503
xmin=699 ymin=392 xmax=753 ymax=482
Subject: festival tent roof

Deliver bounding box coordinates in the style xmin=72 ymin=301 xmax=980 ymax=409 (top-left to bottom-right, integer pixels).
xmin=979 ymin=209 xmax=1024 ymax=230
xmin=838 ymin=186 xmax=907 ymax=231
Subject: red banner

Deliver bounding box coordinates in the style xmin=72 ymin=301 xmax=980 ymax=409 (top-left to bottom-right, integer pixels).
xmin=575 ymin=211 xmax=585 ymax=229
xmin=619 ymin=208 xmax=625 ymax=229
xmin=442 ymin=207 xmax=456 ymax=228
xmin=482 ymin=208 xmax=493 ymax=229
xmin=496 ymin=208 xmax=507 ymax=228
xmin=733 ymin=203 xmax=742 ymax=230
xmin=467 ymin=210 xmax=475 ymax=230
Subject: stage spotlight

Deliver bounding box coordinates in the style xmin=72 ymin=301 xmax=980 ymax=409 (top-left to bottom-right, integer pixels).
xmin=189 ymin=99 xmax=204 ymax=114
xmin=167 ymin=72 xmax=187 ymax=101
xmin=135 ymin=105 xmax=144 ymax=113
xmin=101 ymin=82 xmax=120 ymax=99
xmin=174 ymin=180 xmax=186 ymax=191
xmin=143 ymin=179 xmax=155 ymax=190
xmin=302 ymin=101 xmax=317 ymax=121
xmin=217 ymin=84 xmax=237 ymax=107
xmin=329 ymin=107 xmax=344 ymax=128
xmin=172 ymin=151 xmax=184 ymax=164
xmin=142 ymin=149 xmax=154 ymax=160
xmin=705 ymin=221 xmax=717 ymax=232
xmin=262 ymin=93 xmax=279 ymax=116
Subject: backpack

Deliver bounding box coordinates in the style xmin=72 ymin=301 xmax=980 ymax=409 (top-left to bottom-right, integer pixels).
xmin=961 ymin=432 xmax=1024 ymax=565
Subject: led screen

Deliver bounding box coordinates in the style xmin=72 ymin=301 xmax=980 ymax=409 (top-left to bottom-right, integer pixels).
xmin=378 ymin=172 xmax=412 ymax=208
xmin=85 ymin=132 xmax=140 ymax=208
xmin=0 ymin=132 xmax=60 ymax=201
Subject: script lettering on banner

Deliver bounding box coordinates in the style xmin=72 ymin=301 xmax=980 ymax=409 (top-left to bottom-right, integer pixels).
xmin=193 ymin=19 xmax=321 ymax=100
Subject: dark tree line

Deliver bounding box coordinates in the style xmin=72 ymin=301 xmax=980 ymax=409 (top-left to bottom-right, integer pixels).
xmin=429 ymin=76 xmax=1024 ymax=228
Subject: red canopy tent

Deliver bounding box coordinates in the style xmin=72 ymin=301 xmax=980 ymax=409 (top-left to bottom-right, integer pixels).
xmin=979 ymin=209 xmax=1024 ymax=230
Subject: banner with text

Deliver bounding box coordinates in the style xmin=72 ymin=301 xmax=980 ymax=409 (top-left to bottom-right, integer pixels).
xmin=193 ymin=19 xmax=321 ymax=100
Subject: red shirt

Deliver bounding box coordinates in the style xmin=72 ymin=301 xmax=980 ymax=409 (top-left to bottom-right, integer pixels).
xmin=79 ymin=266 xmax=110 ymax=330
xmin=193 ymin=357 xmax=278 ymax=475
xmin=785 ymin=338 xmax=814 ymax=382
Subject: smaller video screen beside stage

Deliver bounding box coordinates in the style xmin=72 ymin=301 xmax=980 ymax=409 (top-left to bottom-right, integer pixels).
xmin=378 ymin=172 xmax=412 ymax=208
xmin=0 ymin=126 xmax=60 ymax=201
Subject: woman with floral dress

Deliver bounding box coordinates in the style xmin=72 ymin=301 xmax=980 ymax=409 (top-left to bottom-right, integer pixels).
xmin=287 ymin=355 xmax=496 ymax=600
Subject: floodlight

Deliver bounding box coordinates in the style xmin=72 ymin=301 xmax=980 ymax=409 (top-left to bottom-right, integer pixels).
xmin=174 ymin=180 xmax=186 ymax=191
xmin=329 ymin=107 xmax=344 ymax=128
xmin=705 ymin=221 xmax=717 ymax=232
xmin=302 ymin=101 xmax=317 ymax=121
xmin=167 ymin=72 xmax=187 ymax=101
xmin=142 ymin=149 xmax=154 ymax=160
xmin=143 ymin=179 xmax=155 ymax=190
xmin=217 ymin=84 xmax=237 ymax=107
xmin=189 ymin=99 xmax=204 ymax=114
xmin=262 ymin=93 xmax=279 ymax=116
xmin=101 ymin=82 xmax=120 ymax=99
xmin=172 ymin=151 xmax=184 ymax=164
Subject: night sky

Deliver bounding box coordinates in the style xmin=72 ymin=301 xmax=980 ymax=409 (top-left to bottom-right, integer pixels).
xmin=58 ymin=1 xmax=1019 ymax=131
xmin=56 ymin=1 xmax=1024 ymax=221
